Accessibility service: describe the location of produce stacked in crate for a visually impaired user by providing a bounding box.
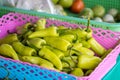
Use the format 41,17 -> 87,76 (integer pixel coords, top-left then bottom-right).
0,13 -> 120,80
0,18 -> 107,77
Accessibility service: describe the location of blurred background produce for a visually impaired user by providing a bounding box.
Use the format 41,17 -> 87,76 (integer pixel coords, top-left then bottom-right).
0,0 -> 67,16
70,0 -> 84,13
51,0 -> 120,23
0,0 -> 120,23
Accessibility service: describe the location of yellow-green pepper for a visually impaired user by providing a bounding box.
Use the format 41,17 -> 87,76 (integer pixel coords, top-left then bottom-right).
46,46 -> 64,59
28,26 -> 59,38
77,54 -> 101,69
27,38 -> 46,49
87,38 -> 107,56
12,41 -> 37,56
0,44 -> 19,60
39,46 -> 62,70
0,33 -> 18,45
35,19 -> 46,30
70,68 -> 84,77
21,56 -> 53,68
60,34 -> 75,43
44,36 -> 71,51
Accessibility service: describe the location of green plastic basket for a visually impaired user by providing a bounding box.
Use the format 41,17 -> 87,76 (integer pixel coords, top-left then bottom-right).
84,0 -> 120,11
67,0 -> 120,17
0,1 -> 120,32
65,0 -> 120,32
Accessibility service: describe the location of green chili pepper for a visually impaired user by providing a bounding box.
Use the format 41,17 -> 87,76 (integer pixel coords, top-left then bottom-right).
39,46 -> 62,70
0,44 -> 19,60
22,47 -> 37,56
70,68 -> 84,77
73,46 -> 94,56
60,34 -> 75,43
57,26 -> 68,29
35,19 -> 46,30
12,41 -> 37,56
78,29 -> 88,40
85,16 -> 93,39
86,28 -> 93,39
27,38 -> 46,49
85,69 -> 93,76
22,31 -> 33,39
16,23 -> 33,34
40,63 -> 53,69
69,42 -> 82,56
78,28 -> 92,40
18,30 -> 33,43
44,36 -> 71,51
59,28 -> 92,40
81,40 -> 91,48
87,38 -> 107,56
11,41 -> 24,54
60,28 -> 83,39
57,28 -> 69,35
21,56 -> 53,68
74,28 -> 91,40
46,46 -> 64,59
61,60 -> 73,71
62,67 -> 72,73
62,61 -> 70,68
101,49 -> 112,59
40,64 -> 57,71
0,33 -> 18,45
23,23 -> 32,29
73,42 -> 83,49
77,54 -> 101,69
28,26 -> 59,38
61,56 -> 78,68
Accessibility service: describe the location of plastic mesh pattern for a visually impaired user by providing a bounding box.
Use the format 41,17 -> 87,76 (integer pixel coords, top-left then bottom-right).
0,56 -> 76,80
0,13 -> 120,49
0,13 -> 120,80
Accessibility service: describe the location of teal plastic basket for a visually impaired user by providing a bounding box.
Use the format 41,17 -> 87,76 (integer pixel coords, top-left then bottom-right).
102,54 -> 120,80
0,5 -> 120,32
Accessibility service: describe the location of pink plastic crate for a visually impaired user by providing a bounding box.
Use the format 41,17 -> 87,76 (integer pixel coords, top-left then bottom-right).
0,13 -> 120,80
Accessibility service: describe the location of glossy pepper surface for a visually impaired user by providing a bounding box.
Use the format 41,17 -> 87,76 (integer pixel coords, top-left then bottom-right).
28,26 -> 59,38
77,54 -> 101,69
12,41 -> 37,56
88,38 -> 107,56
0,33 -> 18,45
46,46 -> 65,59
21,56 -> 54,68
35,19 -> 46,30
44,36 -> 71,51
39,46 -> 62,70
70,68 -> 84,77
27,38 -> 46,49
0,44 -> 19,60
60,34 -> 75,43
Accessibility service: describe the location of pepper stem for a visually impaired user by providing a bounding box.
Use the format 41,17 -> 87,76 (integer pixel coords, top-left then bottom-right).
62,60 -> 73,71
68,45 -> 78,64
86,16 -> 90,32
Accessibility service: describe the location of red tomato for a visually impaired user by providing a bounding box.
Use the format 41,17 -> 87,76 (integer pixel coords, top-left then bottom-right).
71,0 -> 85,13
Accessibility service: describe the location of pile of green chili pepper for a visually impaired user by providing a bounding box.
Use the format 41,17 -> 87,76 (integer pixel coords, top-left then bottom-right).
0,19 -> 110,77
